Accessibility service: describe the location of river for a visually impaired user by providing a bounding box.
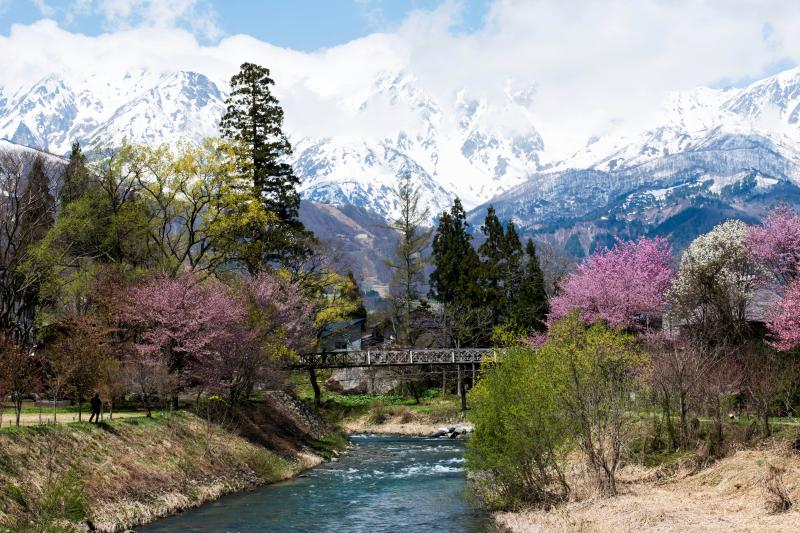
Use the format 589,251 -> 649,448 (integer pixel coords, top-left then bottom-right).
139,434 -> 491,533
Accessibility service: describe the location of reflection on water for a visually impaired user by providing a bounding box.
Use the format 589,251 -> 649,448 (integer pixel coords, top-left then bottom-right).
139,434 -> 490,533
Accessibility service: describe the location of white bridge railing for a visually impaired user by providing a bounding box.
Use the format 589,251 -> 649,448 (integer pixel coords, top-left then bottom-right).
293,348 -> 504,369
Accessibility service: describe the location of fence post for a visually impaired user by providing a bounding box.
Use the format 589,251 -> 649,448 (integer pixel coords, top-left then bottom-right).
409,350 -> 413,364
451,350 -> 455,363
367,350 -> 371,365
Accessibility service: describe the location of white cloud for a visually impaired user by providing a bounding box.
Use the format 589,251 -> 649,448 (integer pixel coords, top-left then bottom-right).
95,0 -> 222,40
1,1 -> 799,160
30,0 -> 56,17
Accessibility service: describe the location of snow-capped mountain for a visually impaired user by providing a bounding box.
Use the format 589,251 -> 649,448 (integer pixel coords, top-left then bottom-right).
478,67 -> 800,256
0,69 -> 544,222
4,63 -> 800,254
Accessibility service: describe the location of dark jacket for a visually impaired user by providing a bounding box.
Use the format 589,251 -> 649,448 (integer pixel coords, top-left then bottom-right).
90,396 -> 102,412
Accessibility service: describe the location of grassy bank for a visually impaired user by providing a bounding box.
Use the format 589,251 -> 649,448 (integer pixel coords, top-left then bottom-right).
0,412 -> 326,532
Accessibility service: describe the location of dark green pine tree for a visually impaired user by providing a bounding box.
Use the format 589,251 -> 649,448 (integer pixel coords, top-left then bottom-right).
429,198 -> 480,306
511,239 -> 549,332
501,220 -> 524,303
22,156 -> 55,243
477,206 -> 506,325
220,62 -> 314,268
60,142 -> 91,205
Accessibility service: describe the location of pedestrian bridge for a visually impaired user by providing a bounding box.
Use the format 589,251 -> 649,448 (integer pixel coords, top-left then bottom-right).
292,347 -> 505,369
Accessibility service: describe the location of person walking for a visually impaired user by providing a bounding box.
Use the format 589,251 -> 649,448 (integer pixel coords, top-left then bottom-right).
89,393 -> 102,423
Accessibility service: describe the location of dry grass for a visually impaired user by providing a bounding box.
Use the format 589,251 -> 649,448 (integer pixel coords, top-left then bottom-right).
496,439 -> 800,533
0,413 -> 320,532
341,405 -> 461,436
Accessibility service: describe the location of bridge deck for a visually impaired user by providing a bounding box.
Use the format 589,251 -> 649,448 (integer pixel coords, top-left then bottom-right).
293,348 -> 503,369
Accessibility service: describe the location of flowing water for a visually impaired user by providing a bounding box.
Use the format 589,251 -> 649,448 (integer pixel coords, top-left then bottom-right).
139,434 -> 491,533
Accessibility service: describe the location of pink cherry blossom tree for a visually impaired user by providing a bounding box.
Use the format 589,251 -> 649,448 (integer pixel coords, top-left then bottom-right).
118,273 -> 249,407
748,207 -> 800,351
247,273 -> 316,355
747,205 -> 800,285
549,237 -> 673,330
766,278 -> 800,351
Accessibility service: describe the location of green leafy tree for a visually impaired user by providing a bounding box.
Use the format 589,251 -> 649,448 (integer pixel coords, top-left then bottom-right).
344,271 -> 367,320
220,62 -> 313,270
385,174 -> 431,345
542,313 -> 646,495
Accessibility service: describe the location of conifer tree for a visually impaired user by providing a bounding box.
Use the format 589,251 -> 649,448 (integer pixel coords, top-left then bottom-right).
478,207 -> 507,325
21,156 -> 55,244
511,239 -> 549,332
429,198 -> 480,306
501,220 -> 524,301
60,142 -> 91,205
220,62 -> 313,269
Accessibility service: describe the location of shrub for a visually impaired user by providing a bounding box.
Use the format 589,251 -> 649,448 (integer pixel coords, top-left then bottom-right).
366,400 -> 388,425
467,346 -> 572,510
764,463 -> 793,513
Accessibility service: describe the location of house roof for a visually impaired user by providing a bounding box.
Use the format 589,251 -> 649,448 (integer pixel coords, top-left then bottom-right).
320,318 -> 366,339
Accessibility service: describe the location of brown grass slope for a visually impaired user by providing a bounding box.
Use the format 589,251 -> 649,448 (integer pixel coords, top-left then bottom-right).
0,397 -> 327,533
496,439 -> 800,533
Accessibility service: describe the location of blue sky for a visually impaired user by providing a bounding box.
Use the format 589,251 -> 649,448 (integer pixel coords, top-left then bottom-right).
0,0 -> 492,50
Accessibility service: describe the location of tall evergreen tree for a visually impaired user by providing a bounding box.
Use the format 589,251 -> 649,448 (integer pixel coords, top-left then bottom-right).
478,207 -> 506,325
21,157 -> 55,243
385,174 -> 431,345
511,239 -> 549,332
60,142 -> 91,205
220,62 -> 313,269
501,220 -> 524,300
429,198 -> 480,306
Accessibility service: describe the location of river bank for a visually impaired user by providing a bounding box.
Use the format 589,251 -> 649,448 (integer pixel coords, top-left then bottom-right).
494,439 -> 800,532
0,393 -> 340,533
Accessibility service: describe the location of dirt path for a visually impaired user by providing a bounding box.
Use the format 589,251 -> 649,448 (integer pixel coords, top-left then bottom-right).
0,410 -> 154,427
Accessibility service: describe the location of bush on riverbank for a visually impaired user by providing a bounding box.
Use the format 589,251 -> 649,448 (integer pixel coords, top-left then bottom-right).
468,315 -> 644,509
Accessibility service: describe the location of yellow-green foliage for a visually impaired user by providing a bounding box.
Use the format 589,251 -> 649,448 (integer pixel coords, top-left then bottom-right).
468,346 -> 573,510
0,413 -> 296,532
468,313 -> 647,509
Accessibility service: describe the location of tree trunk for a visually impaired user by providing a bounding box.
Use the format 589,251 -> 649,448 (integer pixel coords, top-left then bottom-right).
309,367 -> 321,408
77,397 -> 82,422
458,365 -> 467,412
762,410 -> 771,438
14,395 -> 21,427
442,368 -> 446,396
171,393 -> 179,411
679,390 -> 689,445
661,386 -> 678,450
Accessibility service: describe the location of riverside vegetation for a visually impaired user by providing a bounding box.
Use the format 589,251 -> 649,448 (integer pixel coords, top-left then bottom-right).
466,213 -> 800,531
